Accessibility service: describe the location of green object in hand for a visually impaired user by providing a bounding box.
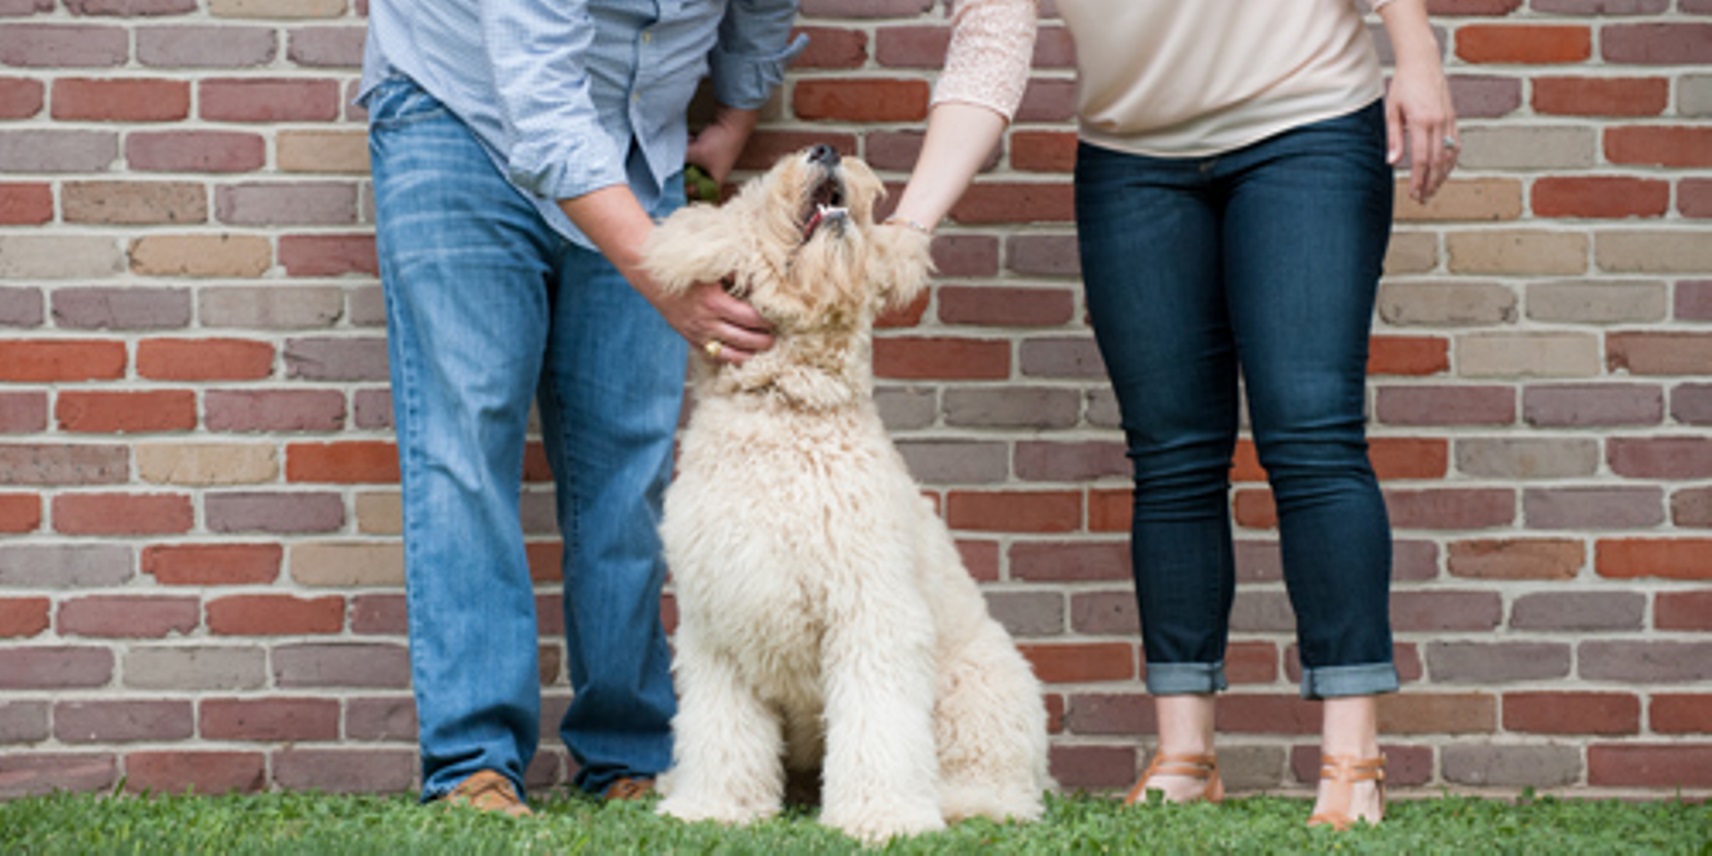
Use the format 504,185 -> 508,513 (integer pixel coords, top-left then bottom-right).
684,164 -> 720,203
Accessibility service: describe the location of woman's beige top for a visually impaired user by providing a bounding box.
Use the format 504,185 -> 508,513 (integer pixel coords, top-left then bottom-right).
935,0 -> 1394,157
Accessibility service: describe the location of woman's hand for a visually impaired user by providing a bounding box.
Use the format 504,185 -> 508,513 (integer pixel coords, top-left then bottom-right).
1378,0 -> 1459,203
1386,59 -> 1458,203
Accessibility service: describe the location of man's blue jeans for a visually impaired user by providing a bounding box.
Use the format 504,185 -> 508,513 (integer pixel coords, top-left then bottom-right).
367,75 -> 685,800
1074,100 -> 1400,701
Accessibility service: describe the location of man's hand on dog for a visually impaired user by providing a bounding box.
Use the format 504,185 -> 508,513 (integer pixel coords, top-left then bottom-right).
651,279 -> 774,365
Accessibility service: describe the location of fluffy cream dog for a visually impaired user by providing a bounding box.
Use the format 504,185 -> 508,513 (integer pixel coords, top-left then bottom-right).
643,146 -> 1051,844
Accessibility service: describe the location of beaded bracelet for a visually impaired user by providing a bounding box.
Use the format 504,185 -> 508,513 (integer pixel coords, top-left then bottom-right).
882,214 -> 934,236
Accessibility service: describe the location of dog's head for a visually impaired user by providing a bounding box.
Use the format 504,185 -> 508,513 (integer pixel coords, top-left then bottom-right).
643,146 -> 933,332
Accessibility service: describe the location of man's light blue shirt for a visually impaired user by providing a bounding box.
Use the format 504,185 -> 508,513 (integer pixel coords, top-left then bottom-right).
360,0 -> 804,249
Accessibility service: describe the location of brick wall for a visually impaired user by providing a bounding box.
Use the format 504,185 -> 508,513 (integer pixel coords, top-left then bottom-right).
1,0 -> 1709,799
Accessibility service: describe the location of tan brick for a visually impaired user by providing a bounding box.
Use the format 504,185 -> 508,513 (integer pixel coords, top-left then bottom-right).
199,286 -> 345,329
136,444 -> 278,486
1456,127 -> 1597,171
130,235 -> 271,278
1596,231 -> 1712,274
1457,332 -> 1601,378
209,0 -> 347,18
277,131 -> 369,174
1526,280 -> 1668,324
1395,178 -> 1523,222
1456,437 -> 1600,479
290,542 -> 404,587
1682,74 -> 1712,117
1383,231 -> 1439,275
353,491 -> 401,535
1379,280 -> 1517,327
63,181 -> 207,225
0,236 -> 125,279
1446,230 -> 1588,276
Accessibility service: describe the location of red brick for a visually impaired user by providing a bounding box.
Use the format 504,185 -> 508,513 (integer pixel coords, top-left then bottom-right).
1532,176 -> 1669,219
1682,179 -> 1712,219
0,182 -> 52,224
0,77 -> 44,119
1018,642 -> 1135,683
127,131 -> 267,173
1376,385 -> 1516,427
1588,744 -> 1712,788
55,700 -> 192,743
1088,488 -> 1129,533
278,234 -> 378,277
0,754 -> 117,798
873,25 -> 947,69
789,26 -> 866,69
0,340 -> 126,381
1385,488 -> 1516,530
0,494 -> 42,533
285,441 -> 400,483
0,24 -> 129,68
123,751 -> 266,795
136,338 -> 273,381
945,489 -> 1081,533
1216,695 -> 1319,735
1009,541 -> 1128,582
1655,591 -> 1712,630
203,389 -> 345,432
948,182 -> 1074,224
1048,744 -> 1136,791
0,597 -> 50,638
199,78 -> 340,122
734,131 -> 859,171
142,543 -> 283,585
52,78 -> 189,121
1503,692 -> 1640,735
53,493 -> 192,535
792,79 -> 928,122
874,288 -> 929,329
1651,695 -> 1712,735
273,748 -> 417,794
1369,336 -> 1450,375
1601,23 -> 1712,65
1455,25 -> 1591,64
201,697 -> 340,742
1010,130 -> 1077,173
1531,76 -> 1668,117
1609,437 -> 1712,479
1370,437 -> 1450,480
873,336 -> 1010,380
56,390 -> 197,433
56,596 -> 199,638
936,285 -> 1074,327
0,647 -> 114,690
206,594 -> 344,636
1606,127 -> 1712,168
1597,539 -> 1712,581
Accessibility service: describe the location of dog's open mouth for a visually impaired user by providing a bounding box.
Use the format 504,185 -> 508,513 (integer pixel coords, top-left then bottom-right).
801,172 -> 848,241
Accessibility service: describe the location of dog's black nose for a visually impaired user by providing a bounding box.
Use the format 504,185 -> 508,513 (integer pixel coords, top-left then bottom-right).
808,144 -> 840,168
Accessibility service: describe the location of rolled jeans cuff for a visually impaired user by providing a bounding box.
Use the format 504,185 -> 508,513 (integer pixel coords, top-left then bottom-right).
1301,662 -> 1399,700
1145,661 -> 1229,696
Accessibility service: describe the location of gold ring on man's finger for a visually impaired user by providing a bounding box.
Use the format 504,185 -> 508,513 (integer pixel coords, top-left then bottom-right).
704,339 -> 724,360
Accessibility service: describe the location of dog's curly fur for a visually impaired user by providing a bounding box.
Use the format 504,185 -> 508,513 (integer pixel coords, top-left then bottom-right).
643,149 -> 1052,844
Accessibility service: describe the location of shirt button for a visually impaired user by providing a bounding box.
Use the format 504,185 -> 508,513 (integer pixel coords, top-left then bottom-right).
641,30 -> 652,44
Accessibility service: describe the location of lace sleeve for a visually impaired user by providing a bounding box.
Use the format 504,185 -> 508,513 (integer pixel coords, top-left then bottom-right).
929,0 -> 1038,121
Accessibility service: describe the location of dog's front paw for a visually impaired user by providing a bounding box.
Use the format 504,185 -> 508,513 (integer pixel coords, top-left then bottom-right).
657,795 -> 779,827
821,804 -> 945,845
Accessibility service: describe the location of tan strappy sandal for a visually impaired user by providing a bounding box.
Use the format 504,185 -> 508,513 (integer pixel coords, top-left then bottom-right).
1123,751 -> 1224,805
1307,753 -> 1385,830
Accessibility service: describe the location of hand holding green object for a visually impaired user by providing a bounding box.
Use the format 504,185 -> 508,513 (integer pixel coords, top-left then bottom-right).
684,164 -> 721,203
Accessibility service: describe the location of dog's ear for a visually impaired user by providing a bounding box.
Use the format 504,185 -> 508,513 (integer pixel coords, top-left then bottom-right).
641,204 -> 739,295
869,223 -> 935,311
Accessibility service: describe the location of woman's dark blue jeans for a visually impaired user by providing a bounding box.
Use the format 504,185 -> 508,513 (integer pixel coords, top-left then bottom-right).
1074,100 -> 1399,701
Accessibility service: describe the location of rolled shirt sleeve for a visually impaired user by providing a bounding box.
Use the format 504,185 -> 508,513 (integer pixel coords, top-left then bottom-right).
481,0 -> 628,203
710,0 -> 809,110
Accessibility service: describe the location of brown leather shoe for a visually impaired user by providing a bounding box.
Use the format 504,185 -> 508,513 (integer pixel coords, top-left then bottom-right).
442,769 -> 532,818
603,776 -> 656,801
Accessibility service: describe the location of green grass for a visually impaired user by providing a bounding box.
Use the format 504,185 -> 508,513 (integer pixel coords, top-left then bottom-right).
1,789 -> 1706,855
